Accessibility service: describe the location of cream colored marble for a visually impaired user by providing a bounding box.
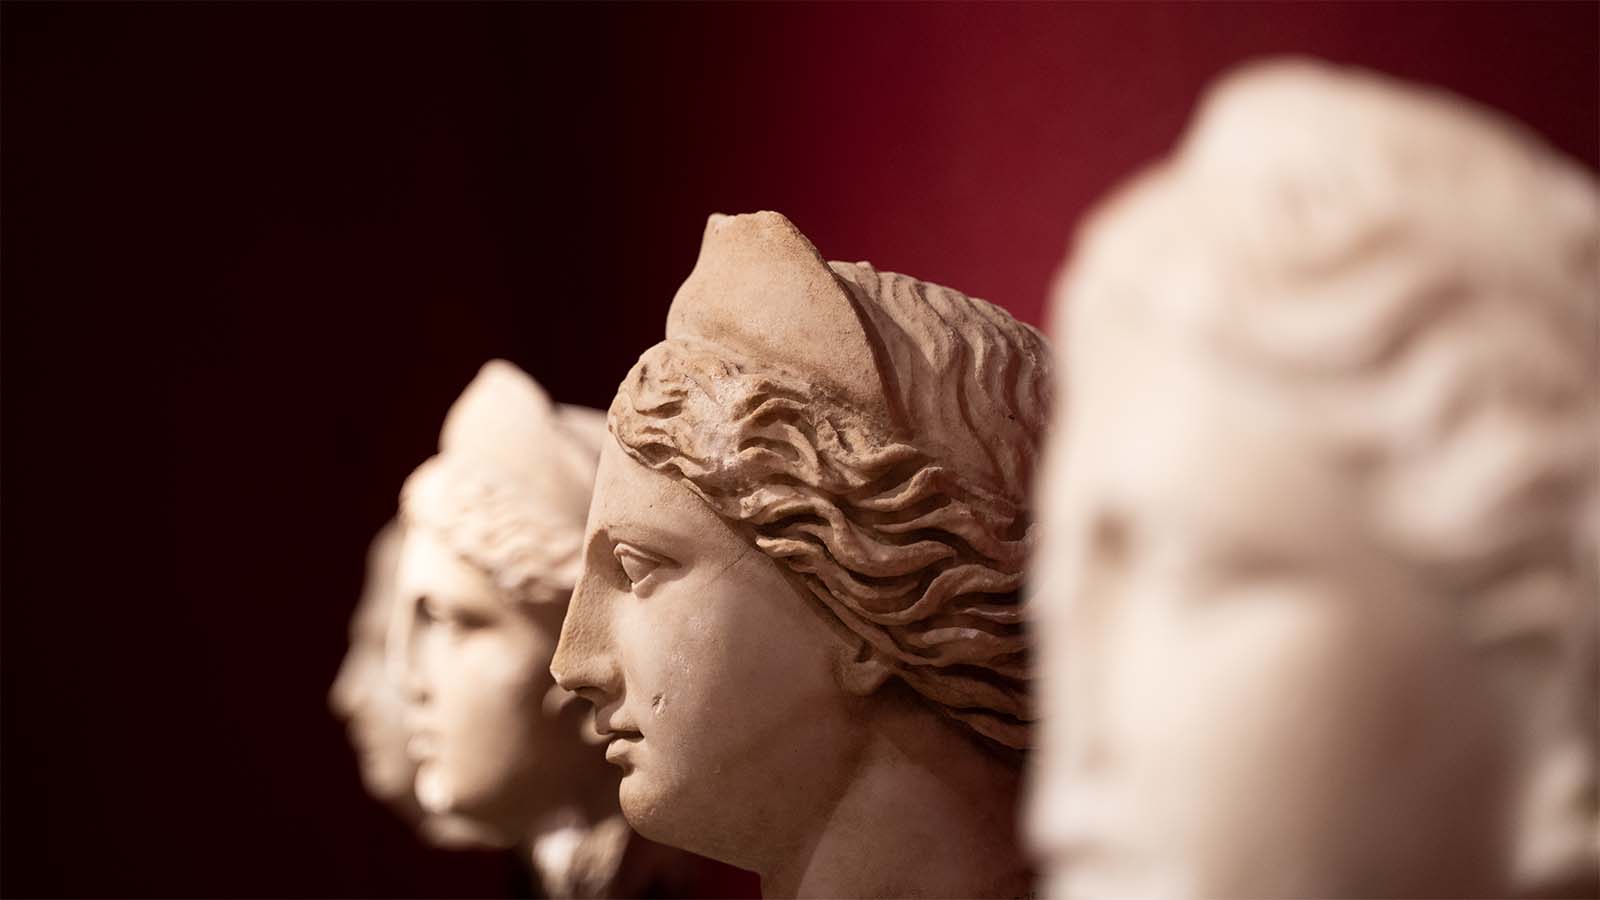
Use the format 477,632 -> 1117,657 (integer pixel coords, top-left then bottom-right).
331,520 -> 417,813
391,360 -> 636,898
552,211 -> 1052,898
330,520 -> 487,847
1029,59 -> 1599,899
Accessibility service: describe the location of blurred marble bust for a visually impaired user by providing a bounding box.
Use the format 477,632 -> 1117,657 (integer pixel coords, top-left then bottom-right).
391,360 -> 641,898
330,521 -> 486,847
330,519 -> 417,813
551,211 -> 1052,898
1029,59 -> 1598,899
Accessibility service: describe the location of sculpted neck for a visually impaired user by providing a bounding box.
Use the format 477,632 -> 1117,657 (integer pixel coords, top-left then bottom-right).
523,809 -> 631,900
760,699 -> 1031,899
522,745 -> 629,898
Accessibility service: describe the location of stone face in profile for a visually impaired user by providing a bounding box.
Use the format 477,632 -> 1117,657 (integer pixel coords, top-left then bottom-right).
1028,59 -> 1599,899
330,520 -> 491,850
330,519 -> 416,813
391,360 -> 636,898
552,211 -> 1052,898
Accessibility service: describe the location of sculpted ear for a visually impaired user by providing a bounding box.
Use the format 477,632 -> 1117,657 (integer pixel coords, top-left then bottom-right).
834,636 -> 894,697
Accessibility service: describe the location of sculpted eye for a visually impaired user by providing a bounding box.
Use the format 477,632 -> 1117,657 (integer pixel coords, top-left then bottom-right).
613,542 -> 665,589
415,594 -> 440,624
447,608 -> 493,631
417,593 -> 490,631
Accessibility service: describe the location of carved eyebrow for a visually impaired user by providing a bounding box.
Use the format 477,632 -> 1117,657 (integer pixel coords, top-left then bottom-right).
600,521 -> 686,561
418,587 -> 494,615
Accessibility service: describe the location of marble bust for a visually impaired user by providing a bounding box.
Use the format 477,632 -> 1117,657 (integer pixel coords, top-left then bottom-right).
390,360 -> 640,898
330,520 -> 486,846
1028,59 -> 1599,898
330,520 -> 420,816
551,211 -> 1052,898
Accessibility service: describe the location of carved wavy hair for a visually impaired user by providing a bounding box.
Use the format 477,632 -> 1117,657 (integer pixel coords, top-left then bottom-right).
1065,61 -> 1599,582
610,282 -> 1048,752
1062,60 -> 1599,885
400,455 -> 583,607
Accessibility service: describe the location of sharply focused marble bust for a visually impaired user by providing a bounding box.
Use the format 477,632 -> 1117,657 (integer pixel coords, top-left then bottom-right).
551,211 -> 1052,898
1028,59 -> 1599,899
391,361 -> 645,898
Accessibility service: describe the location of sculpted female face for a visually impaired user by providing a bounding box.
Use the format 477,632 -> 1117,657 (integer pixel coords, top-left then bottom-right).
1031,321 -> 1521,898
551,440 -> 863,867
391,526 -> 564,841
1031,60 -> 1599,899
329,528 -> 416,805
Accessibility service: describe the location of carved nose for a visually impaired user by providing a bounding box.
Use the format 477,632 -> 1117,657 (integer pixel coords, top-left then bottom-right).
328,652 -> 361,718
385,594 -> 428,703
549,626 -> 617,703
550,571 -> 621,706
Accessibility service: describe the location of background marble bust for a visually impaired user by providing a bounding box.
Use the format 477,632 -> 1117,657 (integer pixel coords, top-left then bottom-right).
330,519 -> 418,814
1028,59 -> 1599,899
329,519 -> 489,848
552,211 -> 1052,898
391,360 -> 636,898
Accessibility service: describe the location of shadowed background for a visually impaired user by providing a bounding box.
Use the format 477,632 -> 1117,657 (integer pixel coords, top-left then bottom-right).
4,3 -> 1596,897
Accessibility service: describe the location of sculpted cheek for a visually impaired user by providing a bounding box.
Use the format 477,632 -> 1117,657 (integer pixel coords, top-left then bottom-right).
469,634 -> 542,698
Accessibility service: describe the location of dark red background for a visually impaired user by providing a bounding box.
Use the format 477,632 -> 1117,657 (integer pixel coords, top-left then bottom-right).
4,3 -> 1595,897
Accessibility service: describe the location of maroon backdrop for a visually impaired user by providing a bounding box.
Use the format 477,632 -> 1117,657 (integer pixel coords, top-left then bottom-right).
4,3 -> 1595,897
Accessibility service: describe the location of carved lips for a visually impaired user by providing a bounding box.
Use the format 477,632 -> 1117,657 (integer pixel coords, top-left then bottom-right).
603,734 -> 642,767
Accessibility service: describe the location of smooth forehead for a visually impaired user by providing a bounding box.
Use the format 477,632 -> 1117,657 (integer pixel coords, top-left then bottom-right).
396,525 -> 500,602
1059,315 -> 1362,560
588,439 -> 752,559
